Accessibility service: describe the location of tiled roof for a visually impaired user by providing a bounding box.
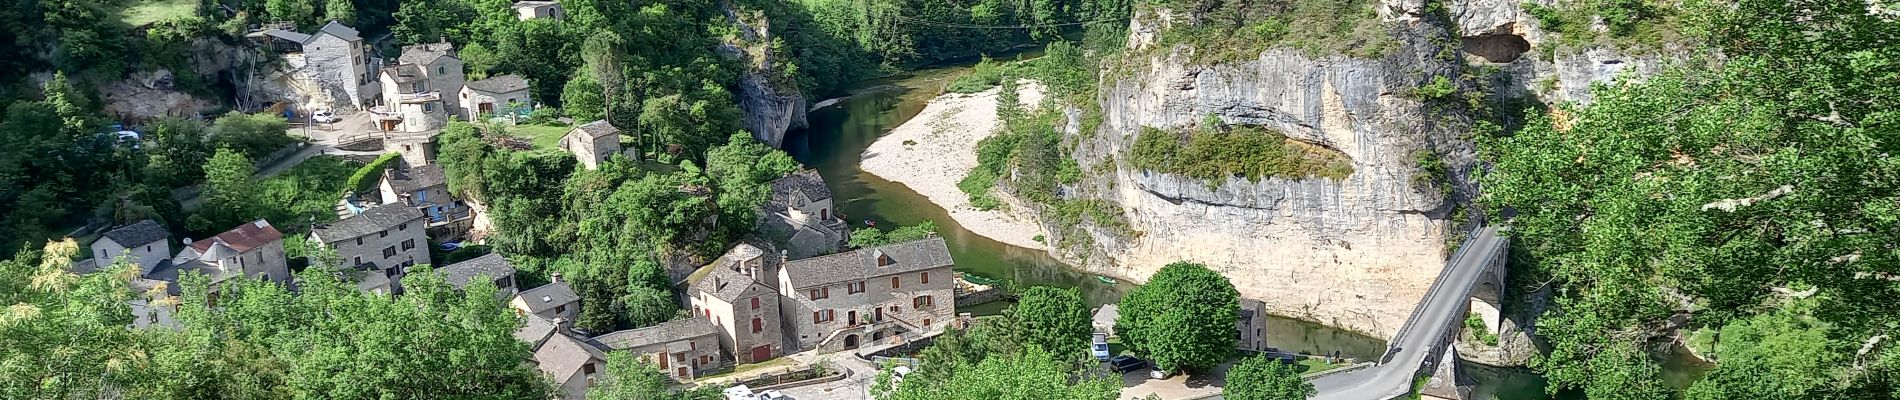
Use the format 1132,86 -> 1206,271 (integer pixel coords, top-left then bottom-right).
589,318 -> 718,350
399,41 -> 457,66
533,332 -> 607,382
466,74 -> 530,94
190,220 -> 283,255
384,164 -> 447,194
782,237 -> 952,288
99,219 -> 169,248
570,120 -> 619,139
312,205 -> 425,243
438,253 -> 515,290
514,282 -> 579,314
314,21 -> 361,42
766,170 -> 832,213
515,314 -> 560,349
382,64 -> 427,84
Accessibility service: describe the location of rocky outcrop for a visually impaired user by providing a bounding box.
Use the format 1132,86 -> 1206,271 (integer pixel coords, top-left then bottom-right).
1450,0 -> 1674,105
721,5 -> 808,148
1049,5 -> 1480,340
100,38 -> 267,120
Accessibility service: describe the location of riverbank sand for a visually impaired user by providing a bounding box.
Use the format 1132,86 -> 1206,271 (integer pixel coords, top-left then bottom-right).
860,81 -> 1048,249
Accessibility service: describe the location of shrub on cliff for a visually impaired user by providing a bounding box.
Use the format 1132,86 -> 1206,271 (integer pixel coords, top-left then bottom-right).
1115,261 -> 1238,372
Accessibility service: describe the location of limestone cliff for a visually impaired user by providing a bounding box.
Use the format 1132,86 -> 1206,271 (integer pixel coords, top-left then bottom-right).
721,5 -> 808,148
1043,0 -> 1675,341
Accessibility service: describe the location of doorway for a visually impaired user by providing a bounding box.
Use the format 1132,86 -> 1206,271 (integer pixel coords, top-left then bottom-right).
751,345 -> 772,363
844,334 -> 860,349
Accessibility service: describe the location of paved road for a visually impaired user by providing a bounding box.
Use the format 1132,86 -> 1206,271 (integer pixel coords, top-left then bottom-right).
1295,226 -> 1506,400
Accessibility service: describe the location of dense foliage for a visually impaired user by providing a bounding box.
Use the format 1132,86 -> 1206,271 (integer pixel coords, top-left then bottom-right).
1481,0 -> 1900,398
1129,117 -> 1354,186
1115,261 -> 1237,372
1223,355 -> 1315,400
847,221 -> 939,248
0,240 -> 553,398
589,352 -> 722,400
1010,286 -> 1093,357
871,318 -> 1120,400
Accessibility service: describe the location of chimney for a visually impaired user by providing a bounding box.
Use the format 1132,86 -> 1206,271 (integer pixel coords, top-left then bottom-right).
550,272 -> 563,283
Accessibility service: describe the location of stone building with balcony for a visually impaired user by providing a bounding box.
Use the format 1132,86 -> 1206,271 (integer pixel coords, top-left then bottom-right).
375,65 -> 448,133
775,237 -> 955,353
377,163 -> 474,240
685,241 -> 786,364
245,21 -> 381,111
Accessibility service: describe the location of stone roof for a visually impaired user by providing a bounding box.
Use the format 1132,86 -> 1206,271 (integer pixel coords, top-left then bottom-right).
691,264 -> 774,302
515,282 -> 579,314
512,0 -> 560,8
257,29 -> 311,43
399,41 -> 457,66
438,253 -> 515,290
99,219 -> 170,248
382,64 -> 427,84
533,332 -> 607,383
589,318 -> 718,350
515,314 -> 560,349
569,120 -> 619,140
782,237 -> 952,288
190,220 -> 283,257
312,205 -> 425,243
384,164 -> 447,194
466,74 -> 530,94
769,170 -> 832,206
314,21 -> 361,42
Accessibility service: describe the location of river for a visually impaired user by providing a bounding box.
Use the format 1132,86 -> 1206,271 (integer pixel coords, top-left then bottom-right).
778,60 -> 1694,399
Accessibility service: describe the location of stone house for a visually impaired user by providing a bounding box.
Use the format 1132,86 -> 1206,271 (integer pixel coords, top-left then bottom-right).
758,170 -> 849,259
398,42 -> 466,117
437,253 -> 519,299
375,64 -> 449,133
246,21 -> 380,111
511,0 -> 565,20
89,219 -> 172,273
589,318 -> 722,382
557,120 -> 621,170
1237,298 -> 1267,351
460,74 -> 532,121
512,278 -> 581,324
776,237 -> 955,353
685,242 -> 785,364
378,163 -> 474,240
166,219 -> 292,286
312,205 -> 429,294
533,331 -> 608,400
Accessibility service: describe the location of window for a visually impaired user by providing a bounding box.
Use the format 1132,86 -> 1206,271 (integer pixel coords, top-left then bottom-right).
750,318 -> 762,333
922,272 -> 929,284
689,341 -> 696,350
555,305 -> 567,314
423,103 -> 434,112
498,276 -> 513,289
808,287 -> 829,300
401,239 -> 415,251
382,246 -> 396,258
583,363 -> 595,375
145,245 -> 151,251
379,231 -> 387,238
750,297 -> 760,309
848,281 -> 865,294
891,276 -> 900,288
812,310 -> 834,323
398,222 -> 407,231
700,355 -> 710,364
355,237 -> 363,246
914,296 -> 934,308
923,318 -> 932,327
437,66 -> 444,74
352,256 -> 362,265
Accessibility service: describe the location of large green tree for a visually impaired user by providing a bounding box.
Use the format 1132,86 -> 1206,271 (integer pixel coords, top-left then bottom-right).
1480,0 -> 1900,398
1223,355 -> 1315,400
872,345 -> 1119,400
589,351 -> 721,400
1010,286 -> 1093,357
194,148 -> 259,232
1115,261 -> 1238,372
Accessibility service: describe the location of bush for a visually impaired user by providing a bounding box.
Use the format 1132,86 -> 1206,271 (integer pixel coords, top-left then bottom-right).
345,153 -> 403,194
1414,75 -> 1457,99
1127,118 -> 1354,187
209,111 -> 296,160
525,107 -> 563,125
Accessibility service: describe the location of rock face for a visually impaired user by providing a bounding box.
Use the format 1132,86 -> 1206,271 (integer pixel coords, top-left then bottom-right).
1056,6 -> 1479,339
721,5 -> 808,148
1449,0 -> 1672,105
99,38 -> 267,120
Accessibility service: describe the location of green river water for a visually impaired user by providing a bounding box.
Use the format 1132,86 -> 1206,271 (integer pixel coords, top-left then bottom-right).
778,61 -> 1704,399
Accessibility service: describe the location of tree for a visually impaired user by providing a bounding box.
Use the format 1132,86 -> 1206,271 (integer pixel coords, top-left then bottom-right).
1010,286 -> 1092,357
1115,261 -> 1237,372
266,0 -> 316,28
208,112 -> 294,160
873,345 -> 1119,400
194,148 -> 259,232
0,240 -> 146,399
1224,356 -> 1315,400
324,0 -> 356,27
562,71 -> 606,122
849,221 -> 939,248
590,351 -> 721,400
143,117 -> 212,187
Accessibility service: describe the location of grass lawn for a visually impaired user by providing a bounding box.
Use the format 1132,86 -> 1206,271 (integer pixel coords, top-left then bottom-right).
1296,357 -> 1339,374
120,0 -> 198,26
511,124 -> 571,149
697,357 -> 796,382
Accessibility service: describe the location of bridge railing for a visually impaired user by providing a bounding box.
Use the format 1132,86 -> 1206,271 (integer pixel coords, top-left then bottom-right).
1379,224 -> 1486,365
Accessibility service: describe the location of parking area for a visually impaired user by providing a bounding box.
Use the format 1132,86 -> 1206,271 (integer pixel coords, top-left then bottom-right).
1116,360 -> 1235,400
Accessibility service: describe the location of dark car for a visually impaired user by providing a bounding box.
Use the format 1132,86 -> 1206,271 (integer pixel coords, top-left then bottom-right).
1109,355 -> 1148,373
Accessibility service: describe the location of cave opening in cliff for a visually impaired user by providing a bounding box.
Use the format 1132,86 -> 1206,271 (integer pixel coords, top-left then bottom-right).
1460,33 -> 1532,63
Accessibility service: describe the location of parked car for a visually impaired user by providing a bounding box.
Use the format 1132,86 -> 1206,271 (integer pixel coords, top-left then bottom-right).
1091,333 -> 1111,361
311,109 -> 338,123
1109,355 -> 1147,373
